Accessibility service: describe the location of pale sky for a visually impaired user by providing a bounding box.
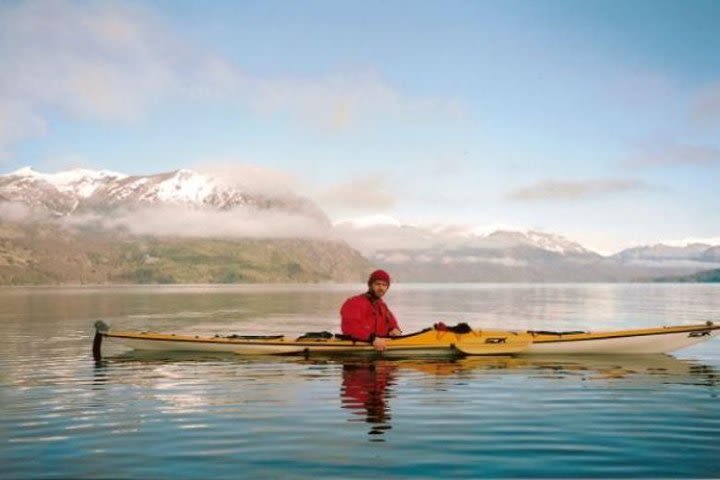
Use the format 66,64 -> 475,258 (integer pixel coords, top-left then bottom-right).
1,0 -> 719,254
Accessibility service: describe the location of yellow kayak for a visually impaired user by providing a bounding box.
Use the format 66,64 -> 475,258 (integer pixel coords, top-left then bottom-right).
93,321 -> 718,358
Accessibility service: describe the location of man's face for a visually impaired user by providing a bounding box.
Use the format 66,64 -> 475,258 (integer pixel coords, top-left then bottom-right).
370,280 -> 389,298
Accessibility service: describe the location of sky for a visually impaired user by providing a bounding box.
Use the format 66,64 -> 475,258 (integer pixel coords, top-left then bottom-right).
1,0 -> 719,254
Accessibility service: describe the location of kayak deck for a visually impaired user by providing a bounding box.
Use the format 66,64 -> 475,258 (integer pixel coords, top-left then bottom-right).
94,321 -> 718,358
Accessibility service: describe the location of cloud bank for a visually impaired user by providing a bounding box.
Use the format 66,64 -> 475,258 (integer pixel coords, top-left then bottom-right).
60,205 -> 333,240
0,201 -> 32,222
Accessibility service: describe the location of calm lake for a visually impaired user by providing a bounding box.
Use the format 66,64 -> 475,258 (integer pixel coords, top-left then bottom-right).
2,284 -> 719,478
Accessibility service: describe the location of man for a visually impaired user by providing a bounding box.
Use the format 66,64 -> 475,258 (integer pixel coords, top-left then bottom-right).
341,269 -> 402,351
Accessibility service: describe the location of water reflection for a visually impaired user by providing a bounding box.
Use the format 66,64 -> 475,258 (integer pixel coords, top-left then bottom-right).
92,360 -> 108,386
340,360 -> 397,439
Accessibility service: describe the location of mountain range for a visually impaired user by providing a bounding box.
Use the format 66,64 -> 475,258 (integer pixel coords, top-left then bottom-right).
1,167 -> 719,284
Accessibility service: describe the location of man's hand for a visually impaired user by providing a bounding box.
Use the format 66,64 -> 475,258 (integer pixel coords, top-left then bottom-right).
388,329 -> 402,337
372,337 -> 388,351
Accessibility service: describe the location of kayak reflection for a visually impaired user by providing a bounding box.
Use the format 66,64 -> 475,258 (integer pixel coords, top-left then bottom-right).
100,350 -> 719,386
340,360 -> 397,439
390,354 -> 719,386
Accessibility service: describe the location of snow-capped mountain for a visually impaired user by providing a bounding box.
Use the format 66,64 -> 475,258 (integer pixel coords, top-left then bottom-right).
367,229 -> 603,277
0,167 -> 327,221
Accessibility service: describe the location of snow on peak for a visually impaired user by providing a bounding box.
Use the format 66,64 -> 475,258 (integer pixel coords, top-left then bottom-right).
2,166 -> 233,204
467,224 -> 528,237
426,225 -> 587,254
4,166 -> 128,198
7,166 -> 124,178
459,227 -> 588,254
152,169 -> 217,203
526,231 -> 588,254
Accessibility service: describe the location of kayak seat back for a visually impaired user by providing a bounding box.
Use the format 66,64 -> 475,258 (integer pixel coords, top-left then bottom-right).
434,322 -> 472,333
334,334 -> 356,341
296,331 -> 334,340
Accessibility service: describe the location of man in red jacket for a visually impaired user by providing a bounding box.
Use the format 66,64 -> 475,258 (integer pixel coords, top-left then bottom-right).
341,269 -> 402,351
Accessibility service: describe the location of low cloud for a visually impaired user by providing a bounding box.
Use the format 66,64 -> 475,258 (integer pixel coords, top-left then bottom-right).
333,222 -> 439,254
373,250 -> 529,267
62,205 -> 333,240
0,201 -> 32,222
625,142 -> 720,167
660,236 -> 720,247
507,179 -> 650,201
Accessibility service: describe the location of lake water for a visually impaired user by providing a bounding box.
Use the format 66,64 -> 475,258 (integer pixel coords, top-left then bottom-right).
1,284 -> 719,478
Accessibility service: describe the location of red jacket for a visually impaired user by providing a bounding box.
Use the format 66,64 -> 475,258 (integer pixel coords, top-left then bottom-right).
340,293 -> 399,341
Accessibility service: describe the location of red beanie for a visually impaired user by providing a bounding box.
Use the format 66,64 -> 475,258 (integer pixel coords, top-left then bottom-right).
368,269 -> 391,285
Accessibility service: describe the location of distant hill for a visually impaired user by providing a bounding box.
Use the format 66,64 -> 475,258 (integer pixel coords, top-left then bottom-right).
0,222 -> 371,285
652,268 -> 720,283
